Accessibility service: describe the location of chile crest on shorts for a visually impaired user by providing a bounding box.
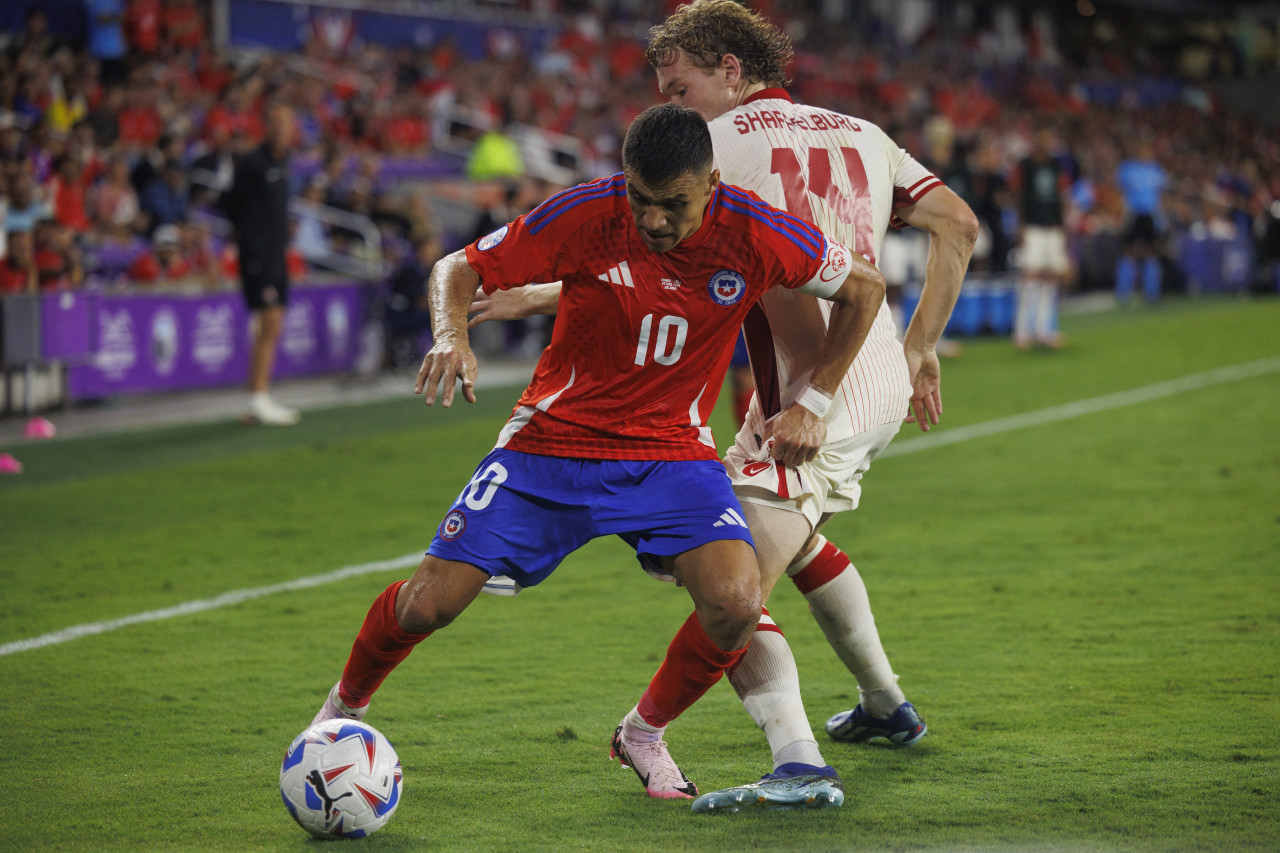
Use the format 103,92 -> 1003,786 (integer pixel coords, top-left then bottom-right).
707,270 -> 747,306
439,510 -> 466,540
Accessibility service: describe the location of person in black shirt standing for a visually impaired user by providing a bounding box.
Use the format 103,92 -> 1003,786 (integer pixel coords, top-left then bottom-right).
1013,128 -> 1069,350
224,102 -> 299,425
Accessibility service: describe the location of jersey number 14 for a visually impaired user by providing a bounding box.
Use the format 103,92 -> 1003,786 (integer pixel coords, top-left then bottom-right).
771,146 -> 876,265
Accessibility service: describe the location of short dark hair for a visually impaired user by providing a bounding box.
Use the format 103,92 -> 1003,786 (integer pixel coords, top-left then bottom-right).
621,104 -> 712,186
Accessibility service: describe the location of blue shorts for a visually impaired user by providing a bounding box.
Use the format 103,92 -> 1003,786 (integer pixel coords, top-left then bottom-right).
426,449 -> 755,588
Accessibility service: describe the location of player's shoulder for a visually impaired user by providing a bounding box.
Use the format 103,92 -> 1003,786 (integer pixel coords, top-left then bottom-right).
716,182 -> 825,261
521,173 -> 627,236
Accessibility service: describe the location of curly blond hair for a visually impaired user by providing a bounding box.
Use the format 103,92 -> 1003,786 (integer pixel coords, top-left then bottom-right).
645,0 -> 793,88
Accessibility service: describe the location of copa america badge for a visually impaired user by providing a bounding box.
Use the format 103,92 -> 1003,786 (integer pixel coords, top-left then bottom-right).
477,225 -> 509,251
707,270 -> 747,306
440,510 -> 466,540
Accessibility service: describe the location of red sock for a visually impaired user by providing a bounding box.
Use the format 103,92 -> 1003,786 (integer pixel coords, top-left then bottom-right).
338,580 -> 432,708
636,612 -> 748,728
790,541 -> 850,595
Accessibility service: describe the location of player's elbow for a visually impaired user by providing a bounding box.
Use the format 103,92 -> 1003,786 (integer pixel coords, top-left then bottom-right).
847,264 -> 886,310
949,206 -> 981,252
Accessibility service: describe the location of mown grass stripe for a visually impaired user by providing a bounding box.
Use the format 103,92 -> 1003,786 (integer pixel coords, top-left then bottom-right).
3,355 -> 1277,659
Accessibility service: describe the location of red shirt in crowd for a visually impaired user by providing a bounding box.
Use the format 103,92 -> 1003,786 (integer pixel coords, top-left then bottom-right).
118,105 -> 163,148
47,175 -> 92,232
128,251 -> 192,283
0,261 -> 34,294
127,0 -> 162,55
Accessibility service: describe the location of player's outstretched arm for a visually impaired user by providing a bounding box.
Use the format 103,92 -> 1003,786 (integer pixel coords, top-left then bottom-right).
467,282 -> 562,328
896,186 -> 979,431
417,250 -> 481,407
770,248 -> 886,467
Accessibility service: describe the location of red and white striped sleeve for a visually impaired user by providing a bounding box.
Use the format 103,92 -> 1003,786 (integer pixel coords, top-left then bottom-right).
889,148 -> 944,228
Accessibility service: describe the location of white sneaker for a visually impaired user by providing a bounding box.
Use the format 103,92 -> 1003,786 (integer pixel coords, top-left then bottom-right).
610,722 -> 698,799
310,682 -> 368,728
244,394 -> 300,426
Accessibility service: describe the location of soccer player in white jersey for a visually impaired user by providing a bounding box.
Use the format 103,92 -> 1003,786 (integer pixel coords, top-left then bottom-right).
470,0 -> 978,812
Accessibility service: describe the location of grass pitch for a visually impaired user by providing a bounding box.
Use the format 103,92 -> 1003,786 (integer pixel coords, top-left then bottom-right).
2,297 -> 1278,852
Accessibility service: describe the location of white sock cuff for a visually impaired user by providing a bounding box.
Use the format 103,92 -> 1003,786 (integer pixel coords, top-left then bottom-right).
624,705 -> 664,737
786,534 -> 829,577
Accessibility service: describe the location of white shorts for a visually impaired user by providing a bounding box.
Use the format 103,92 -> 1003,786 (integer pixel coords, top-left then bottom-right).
724,420 -> 903,530
1020,225 -> 1069,275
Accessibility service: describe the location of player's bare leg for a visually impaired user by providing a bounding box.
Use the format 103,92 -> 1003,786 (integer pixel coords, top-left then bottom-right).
312,556 -> 488,727
613,540 -> 759,800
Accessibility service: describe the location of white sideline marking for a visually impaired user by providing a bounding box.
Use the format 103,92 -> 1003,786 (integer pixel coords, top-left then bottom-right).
882,355 -> 1280,458
3,356 -> 1278,659
0,552 -> 425,657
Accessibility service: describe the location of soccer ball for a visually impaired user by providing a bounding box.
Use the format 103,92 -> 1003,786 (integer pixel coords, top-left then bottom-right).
279,719 -> 403,839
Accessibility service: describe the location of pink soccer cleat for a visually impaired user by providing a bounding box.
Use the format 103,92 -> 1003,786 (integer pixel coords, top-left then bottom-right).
610,722 -> 698,800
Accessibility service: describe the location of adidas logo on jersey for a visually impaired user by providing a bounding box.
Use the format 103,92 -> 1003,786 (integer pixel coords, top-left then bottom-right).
713,507 -> 748,528
598,261 -> 635,288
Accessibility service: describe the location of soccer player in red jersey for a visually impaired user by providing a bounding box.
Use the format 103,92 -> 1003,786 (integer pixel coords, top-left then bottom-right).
310,104 -> 886,808
470,1 -> 979,812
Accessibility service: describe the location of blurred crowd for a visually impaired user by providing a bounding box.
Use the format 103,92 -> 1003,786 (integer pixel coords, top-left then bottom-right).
0,0 -> 1278,300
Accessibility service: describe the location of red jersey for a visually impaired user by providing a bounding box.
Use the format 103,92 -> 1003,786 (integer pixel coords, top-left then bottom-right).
464,173 -> 854,462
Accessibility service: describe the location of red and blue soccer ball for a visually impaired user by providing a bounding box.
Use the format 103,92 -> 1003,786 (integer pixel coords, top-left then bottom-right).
279,719 -> 403,839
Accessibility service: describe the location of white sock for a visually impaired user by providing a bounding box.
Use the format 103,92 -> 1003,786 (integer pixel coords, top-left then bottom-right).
728,622 -> 825,770
1035,282 -> 1058,340
1014,279 -> 1040,341
788,536 -> 906,718
622,705 -> 663,743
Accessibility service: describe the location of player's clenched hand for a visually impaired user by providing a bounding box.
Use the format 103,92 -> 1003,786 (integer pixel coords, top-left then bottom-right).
904,345 -> 942,432
769,404 -> 826,467
415,342 -> 478,407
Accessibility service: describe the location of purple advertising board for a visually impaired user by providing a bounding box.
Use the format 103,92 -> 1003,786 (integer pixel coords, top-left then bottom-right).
65,283 -> 369,399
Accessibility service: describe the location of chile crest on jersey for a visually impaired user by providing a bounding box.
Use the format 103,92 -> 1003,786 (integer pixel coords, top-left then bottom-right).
707,270 -> 747,306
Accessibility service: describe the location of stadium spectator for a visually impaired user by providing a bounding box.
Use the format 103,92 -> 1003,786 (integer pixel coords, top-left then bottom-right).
32,220 -> 83,289
310,105 -> 885,817
46,152 -> 92,233
290,176 -> 330,264
92,154 -> 140,240
84,0 -> 129,85
125,222 -> 188,283
138,157 -> 187,232
116,78 -> 164,151
125,0 -> 162,57
4,172 -> 52,234
223,101 -> 298,426
382,230 -> 440,368
0,229 -> 38,293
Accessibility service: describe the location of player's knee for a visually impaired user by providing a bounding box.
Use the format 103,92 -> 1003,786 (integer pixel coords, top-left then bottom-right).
699,583 -> 761,651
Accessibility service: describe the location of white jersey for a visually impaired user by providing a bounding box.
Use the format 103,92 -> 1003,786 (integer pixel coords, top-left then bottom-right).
709,89 -> 942,442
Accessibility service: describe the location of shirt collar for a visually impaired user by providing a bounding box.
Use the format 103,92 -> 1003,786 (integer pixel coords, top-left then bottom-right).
742,88 -> 792,106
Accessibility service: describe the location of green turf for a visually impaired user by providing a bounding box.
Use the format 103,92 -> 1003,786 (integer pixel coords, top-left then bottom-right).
3,296 -> 1278,851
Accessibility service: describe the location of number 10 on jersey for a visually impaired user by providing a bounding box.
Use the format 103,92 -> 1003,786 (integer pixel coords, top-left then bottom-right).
634,314 -> 688,367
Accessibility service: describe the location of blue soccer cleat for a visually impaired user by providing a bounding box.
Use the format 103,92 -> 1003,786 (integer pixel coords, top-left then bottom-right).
690,763 -> 844,814
825,702 -> 927,746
